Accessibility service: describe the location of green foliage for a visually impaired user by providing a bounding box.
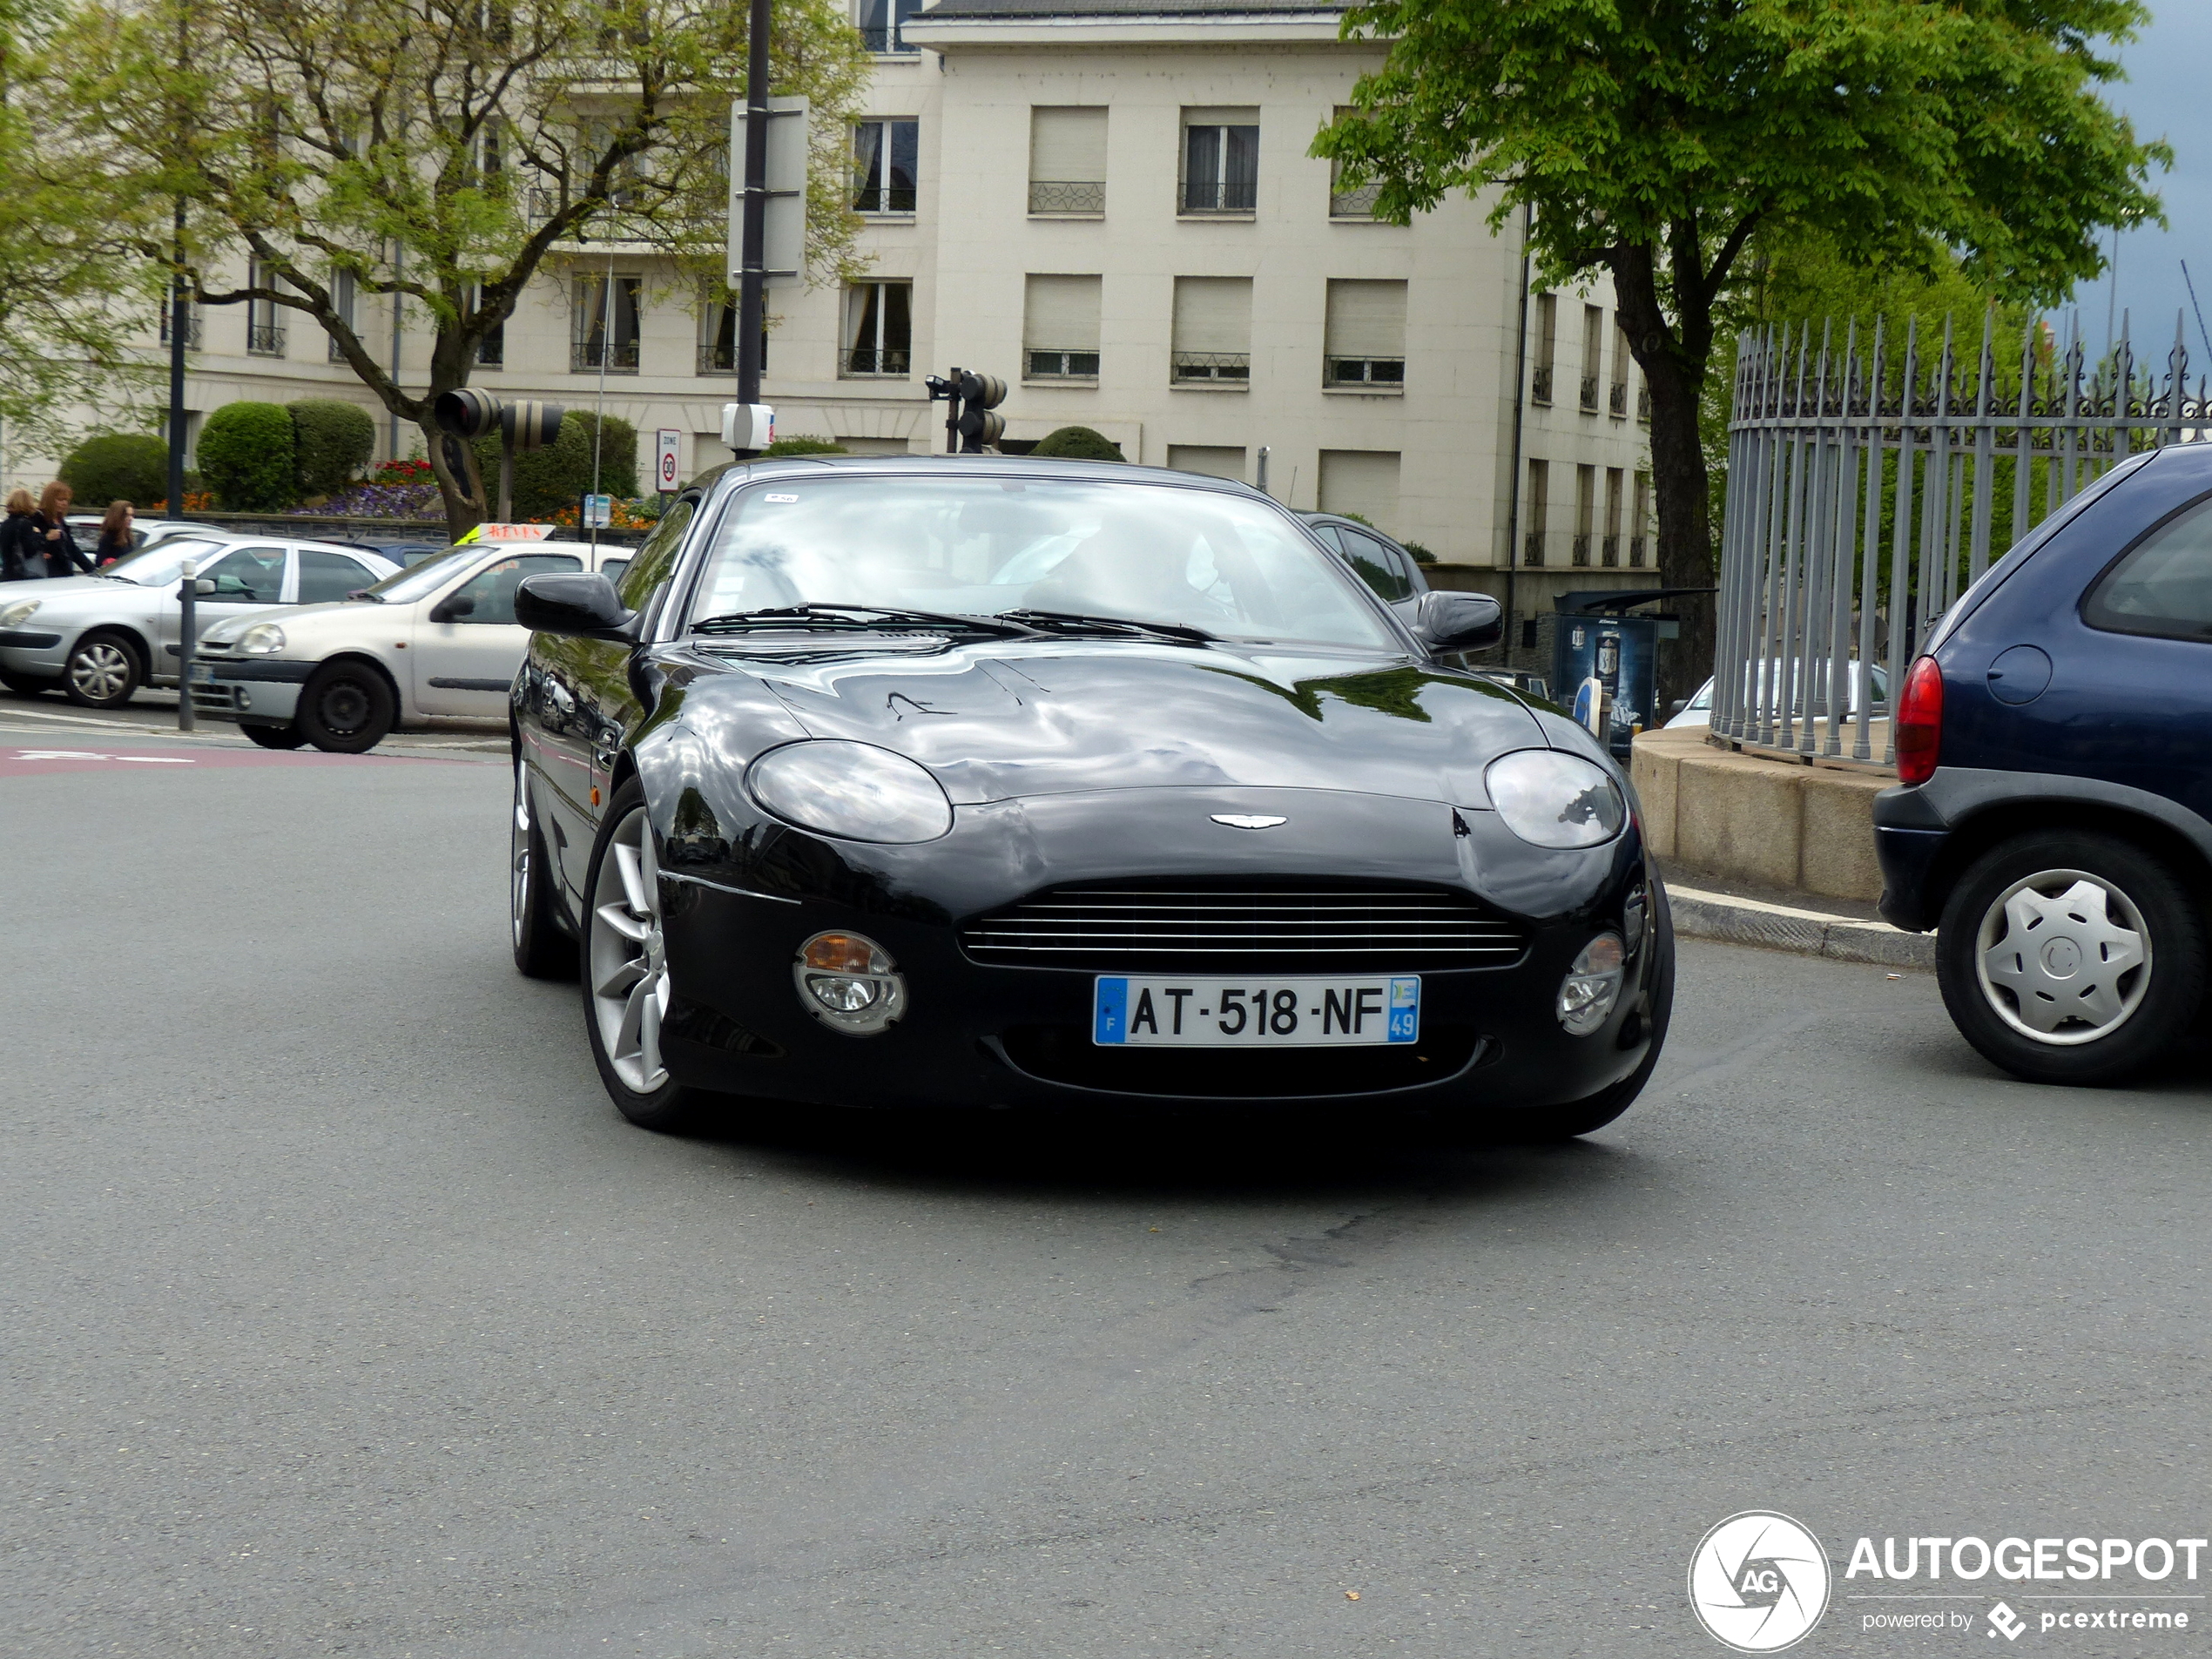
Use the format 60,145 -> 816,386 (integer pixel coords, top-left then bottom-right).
1029,426 -> 1123,462
288,399 -> 377,496
475,411 -> 639,520
761,435 -> 848,456
1400,542 -> 1437,565
197,401 -> 298,510
59,432 -> 168,507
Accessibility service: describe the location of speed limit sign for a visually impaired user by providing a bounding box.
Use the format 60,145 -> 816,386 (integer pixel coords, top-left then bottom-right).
655,428 -> 681,493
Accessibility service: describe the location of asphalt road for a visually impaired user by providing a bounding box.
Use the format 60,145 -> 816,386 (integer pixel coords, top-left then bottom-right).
3,728 -> 2206,1659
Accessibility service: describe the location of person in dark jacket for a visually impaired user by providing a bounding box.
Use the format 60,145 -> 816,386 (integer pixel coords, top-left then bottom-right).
0,488 -> 37,581
94,500 -> 136,566
30,482 -> 93,578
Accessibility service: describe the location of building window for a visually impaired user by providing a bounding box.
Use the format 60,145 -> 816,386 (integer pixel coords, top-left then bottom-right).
1170,276 -> 1251,384
1524,458 -> 1548,566
471,282 -> 505,368
1630,471 -> 1649,567
1610,317 -> 1631,417
572,273 -> 641,373
246,259 -> 287,356
1602,467 -> 1623,566
159,300 -> 202,349
853,119 -> 918,214
1167,445 -> 1245,482
1180,109 -> 1258,216
1531,292 -> 1555,406
698,287 -> 763,375
843,280 -> 911,376
1327,108 -> 1379,219
1029,106 -> 1106,216
1323,279 -> 1406,389
1318,450 -> 1401,533
1024,273 -> 1101,381
328,270 -> 356,362
1580,304 -> 1603,411
1574,463 -> 1595,564
857,0 -> 920,54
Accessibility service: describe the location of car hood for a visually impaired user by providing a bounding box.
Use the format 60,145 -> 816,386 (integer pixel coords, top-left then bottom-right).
2,577 -> 149,611
715,637 -> 1548,806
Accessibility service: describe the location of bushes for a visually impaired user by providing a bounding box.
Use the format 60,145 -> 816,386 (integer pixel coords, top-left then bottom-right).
198,401 -> 298,510
475,410 -> 638,520
289,400 -> 377,496
58,434 -> 169,508
1029,425 -> 1123,461
761,435 -> 847,456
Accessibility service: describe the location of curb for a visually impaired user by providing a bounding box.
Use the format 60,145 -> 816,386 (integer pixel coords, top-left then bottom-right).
1668,884 -> 1937,970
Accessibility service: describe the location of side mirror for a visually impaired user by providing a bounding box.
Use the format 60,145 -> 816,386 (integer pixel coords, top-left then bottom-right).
1409,590 -> 1502,655
428,593 -> 476,624
515,571 -> 637,641
193,577 -> 216,595
1669,698 -> 1688,718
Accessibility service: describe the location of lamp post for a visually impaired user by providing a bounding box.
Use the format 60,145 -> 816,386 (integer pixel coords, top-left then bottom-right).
732,0 -> 771,450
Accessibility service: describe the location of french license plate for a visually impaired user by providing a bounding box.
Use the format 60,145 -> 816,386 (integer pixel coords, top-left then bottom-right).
188,663 -> 215,684
1093,975 -> 1420,1048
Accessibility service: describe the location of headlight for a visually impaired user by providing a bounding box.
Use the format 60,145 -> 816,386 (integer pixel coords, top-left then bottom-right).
1484,749 -> 1626,849
235,622 -> 287,656
746,740 -> 954,843
1557,933 -> 1626,1035
0,598 -> 41,630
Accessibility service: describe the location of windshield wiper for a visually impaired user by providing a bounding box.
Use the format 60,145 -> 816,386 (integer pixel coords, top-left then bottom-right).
691,604 -> 1038,638
995,608 -> 1216,644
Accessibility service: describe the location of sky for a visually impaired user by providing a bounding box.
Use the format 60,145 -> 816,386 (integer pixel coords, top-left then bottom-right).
2078,2 -> 2212,365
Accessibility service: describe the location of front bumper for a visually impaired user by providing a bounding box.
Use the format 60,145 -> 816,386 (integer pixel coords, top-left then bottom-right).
187,658 -> 311,726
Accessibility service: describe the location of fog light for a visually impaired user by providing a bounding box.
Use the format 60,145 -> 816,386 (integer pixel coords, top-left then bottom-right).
1557,933 -> 1626,1036
792,930 -> 906,1034
1622,881 -> 1648,956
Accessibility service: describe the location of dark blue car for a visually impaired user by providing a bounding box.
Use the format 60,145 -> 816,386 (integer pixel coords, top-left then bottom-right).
1875,442 -> 2212,1086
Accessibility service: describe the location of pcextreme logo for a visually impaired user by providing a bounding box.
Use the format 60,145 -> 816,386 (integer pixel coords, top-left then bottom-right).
1689,1511 -> 1833,1652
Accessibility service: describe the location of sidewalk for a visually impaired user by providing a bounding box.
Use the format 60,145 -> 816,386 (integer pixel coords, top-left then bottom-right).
1662,859 -> 1933,969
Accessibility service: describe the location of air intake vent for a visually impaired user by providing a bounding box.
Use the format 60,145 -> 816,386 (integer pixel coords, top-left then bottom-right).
960,880 -> 1526,973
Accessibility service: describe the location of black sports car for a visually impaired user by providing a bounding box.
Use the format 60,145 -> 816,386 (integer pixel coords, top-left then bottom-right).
509,456 -> 1671,1138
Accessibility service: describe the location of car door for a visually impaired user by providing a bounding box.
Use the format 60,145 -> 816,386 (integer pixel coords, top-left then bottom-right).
413,550 -> 583,716
155,543 -> 289,680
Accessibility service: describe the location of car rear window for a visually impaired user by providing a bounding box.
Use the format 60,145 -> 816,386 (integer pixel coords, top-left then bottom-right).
2083,493 -> 2212,643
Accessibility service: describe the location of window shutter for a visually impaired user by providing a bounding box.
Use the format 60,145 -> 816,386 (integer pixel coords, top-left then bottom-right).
1024,275 -> 1101,350
1318,449 -> 1402,529
1325,280 -> 1406,359
1029,107 -> 1107,182
1171,277 -> 1251,355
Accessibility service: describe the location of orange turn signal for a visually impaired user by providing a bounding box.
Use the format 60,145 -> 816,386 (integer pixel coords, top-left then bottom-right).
802,933 -> 879,974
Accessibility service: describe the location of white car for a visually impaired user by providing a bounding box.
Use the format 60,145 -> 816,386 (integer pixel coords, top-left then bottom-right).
1663,659 -> 1889,729
0,534 -> 400,708
188,540 -> 630,752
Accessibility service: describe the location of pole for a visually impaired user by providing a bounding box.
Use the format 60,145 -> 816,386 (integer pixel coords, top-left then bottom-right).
388,244 -> 404,463
176,559 -> 198,732
590,249 -> 613,552
499,442 -> 514,523
1501,203 -> 1534,667
732,0 -> 771,455
1256,445 -> 1270,496
166,206 -> 189,515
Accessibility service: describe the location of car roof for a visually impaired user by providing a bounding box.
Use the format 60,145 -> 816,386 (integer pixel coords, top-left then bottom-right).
698,452 -> 1273,500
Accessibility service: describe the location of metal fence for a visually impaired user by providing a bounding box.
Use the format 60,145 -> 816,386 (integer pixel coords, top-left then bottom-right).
1714,310 -> 2208,763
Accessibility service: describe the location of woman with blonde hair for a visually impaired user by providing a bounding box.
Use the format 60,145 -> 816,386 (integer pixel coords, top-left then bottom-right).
31,481 -> 92,578
0,487 -> 36,581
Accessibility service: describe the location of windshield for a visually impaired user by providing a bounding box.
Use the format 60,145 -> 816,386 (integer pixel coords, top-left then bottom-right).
355,546 -> 478,604
99,538 -> 228,587
687,476 -> 1399,651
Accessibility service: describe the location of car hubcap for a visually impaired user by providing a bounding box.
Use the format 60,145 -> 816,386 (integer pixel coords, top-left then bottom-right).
510,768 -> 531,948
1975,867 -> 2151,1046
589,806 -> 670,1093
71,643 -> 129,701
320,681 -> 370,734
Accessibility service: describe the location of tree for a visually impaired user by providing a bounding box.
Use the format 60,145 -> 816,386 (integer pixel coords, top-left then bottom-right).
62,0 -> 869,536
1315,0 -> 2168,699
1029,426 -> 1123,461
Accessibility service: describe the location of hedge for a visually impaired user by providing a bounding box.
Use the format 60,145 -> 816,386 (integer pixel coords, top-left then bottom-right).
198,401 -> 298,511
474,410 -> 638,520
761,435 -> 847,456
58,433 -> 169,509
1029,425 -> 1123,461
289,400 -> 377,497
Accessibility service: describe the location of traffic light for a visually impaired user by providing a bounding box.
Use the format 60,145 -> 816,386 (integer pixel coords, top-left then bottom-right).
926,367 -> 1008,454
502,400 -> 563,453
433,387 -> 502,440
433,389 -> 567,523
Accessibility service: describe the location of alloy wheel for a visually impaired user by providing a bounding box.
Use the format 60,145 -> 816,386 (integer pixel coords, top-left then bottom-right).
68,641 -> 132,703
1974,867 -> 2151,1046
588,806 -> 670,1092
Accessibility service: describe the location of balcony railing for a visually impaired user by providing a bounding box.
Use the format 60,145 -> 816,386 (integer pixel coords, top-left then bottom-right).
1170,351 -> 1250,384
1571,531 -> 1592,566
1325,356 -> 1405,389
1608,381 -> 1629,416
1329,182 -> 1381,219
246,321 -> 287,356
1180,178 -> 1257,215
843,346 -> 910,376
1638,385 -> 1651,421
1601,533 -> 1620,567
857,24 -> 915,52
1028,179 -> 1105,215
1628,536 -> 1646,568
1578,373 -> 1600,412
159,309 -> 202,348
1530,365 -> 1553,405
1521,529 -> 1547,567
1027,348 -> 1100,380
571,339 -> 639,373
853,182 -> 917,214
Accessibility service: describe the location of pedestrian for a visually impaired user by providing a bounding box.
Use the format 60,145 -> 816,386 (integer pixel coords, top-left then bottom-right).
30,482 -> 92,578
94,500 -> 135,566
0,487 -> 37,581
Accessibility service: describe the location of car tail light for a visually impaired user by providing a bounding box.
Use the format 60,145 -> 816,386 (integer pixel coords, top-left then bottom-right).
1895,655 -> 1944,786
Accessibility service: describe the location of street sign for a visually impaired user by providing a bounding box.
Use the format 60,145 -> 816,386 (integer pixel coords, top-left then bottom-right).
726,98 -> 810,287
583,495 -> 613,529
656,429 -> 681,493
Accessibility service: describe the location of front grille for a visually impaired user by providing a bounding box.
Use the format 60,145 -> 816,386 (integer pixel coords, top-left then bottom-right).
960,880 -> 1526,973
189,683 -> 242,713
1001,1023 -> 1484,1098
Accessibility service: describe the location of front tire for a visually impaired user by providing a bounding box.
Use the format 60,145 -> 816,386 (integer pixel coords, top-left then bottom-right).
511,763 -> 577,980
62,632 -> 142,708
241,721 -> 306,751
296,660 -> 396,753
581,781 -> 718,1132
1937,830 -> 2204,1086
